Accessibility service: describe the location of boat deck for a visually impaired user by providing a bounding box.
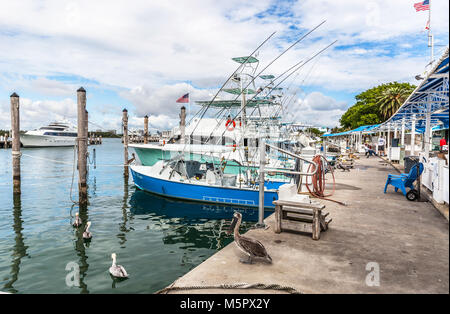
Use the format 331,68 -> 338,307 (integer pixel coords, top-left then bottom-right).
162,155 -> 449,294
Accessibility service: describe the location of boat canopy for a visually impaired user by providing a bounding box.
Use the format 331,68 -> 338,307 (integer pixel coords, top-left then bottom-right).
232,56 -> 259,64
223,88 -> 256,95
260,75 -> 275,79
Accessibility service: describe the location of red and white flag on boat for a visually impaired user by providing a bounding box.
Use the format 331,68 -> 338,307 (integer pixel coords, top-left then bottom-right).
176,93 -> 189,103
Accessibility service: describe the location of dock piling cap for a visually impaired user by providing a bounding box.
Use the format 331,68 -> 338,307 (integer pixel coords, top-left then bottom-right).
77,87 -> 86,92
10,92 -> 19,98
123,108 -> 128,112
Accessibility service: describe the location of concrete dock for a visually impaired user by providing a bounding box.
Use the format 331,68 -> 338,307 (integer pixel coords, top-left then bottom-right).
163,155 -> 449,294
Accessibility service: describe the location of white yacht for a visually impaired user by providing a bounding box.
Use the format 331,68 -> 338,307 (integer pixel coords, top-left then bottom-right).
20,121 -> 78,147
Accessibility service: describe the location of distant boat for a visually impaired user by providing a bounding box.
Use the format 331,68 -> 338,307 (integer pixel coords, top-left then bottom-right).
20,121 -> 77,147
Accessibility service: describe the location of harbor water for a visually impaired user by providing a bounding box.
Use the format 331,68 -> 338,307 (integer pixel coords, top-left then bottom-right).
0,138 -> 265,294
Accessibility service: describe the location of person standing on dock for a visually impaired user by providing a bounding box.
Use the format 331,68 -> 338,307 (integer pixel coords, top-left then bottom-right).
378,136 -> 386,157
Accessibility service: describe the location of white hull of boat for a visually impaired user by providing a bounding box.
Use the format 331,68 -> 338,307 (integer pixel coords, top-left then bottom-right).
20,134 -> 76,147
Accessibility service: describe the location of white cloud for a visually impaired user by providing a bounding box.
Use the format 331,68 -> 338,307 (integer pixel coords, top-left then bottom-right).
120,83 -> 214,117
0,97 -> 77,130
0,0 -> 448,130
285,92 -> 347,127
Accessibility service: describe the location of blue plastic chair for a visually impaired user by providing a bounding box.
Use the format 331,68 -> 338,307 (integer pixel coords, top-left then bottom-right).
384,163 -> 424,196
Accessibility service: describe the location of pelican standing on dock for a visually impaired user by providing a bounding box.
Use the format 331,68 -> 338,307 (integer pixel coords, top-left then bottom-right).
83,221 -> 92,240
72,212 -> 82,228
227,212 -> 272,264
109,253 -> 128,278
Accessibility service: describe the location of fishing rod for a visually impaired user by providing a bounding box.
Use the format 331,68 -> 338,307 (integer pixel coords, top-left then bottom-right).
226,20 -> 327,110
201,39 -> 337,149
198,21 -> 327,147
279,51 -> 326,124
227,40 -> 338,132
186,31 -> 277,141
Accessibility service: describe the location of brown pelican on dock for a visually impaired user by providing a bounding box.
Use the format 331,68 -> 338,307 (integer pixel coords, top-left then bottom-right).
83,221 -> 92,240
109,253 -> 128,278
72,212 -> 82,228
227,212 -> 272,264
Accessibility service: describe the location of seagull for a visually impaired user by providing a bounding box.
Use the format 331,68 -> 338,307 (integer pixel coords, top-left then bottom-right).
227,212 -> 272,264
109,253 -> 128,278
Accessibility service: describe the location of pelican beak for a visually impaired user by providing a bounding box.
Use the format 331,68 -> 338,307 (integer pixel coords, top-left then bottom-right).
227,217 -> 237,235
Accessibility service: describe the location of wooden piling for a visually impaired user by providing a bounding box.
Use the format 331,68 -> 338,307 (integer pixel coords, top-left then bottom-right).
10,93 -> 21,194
144,115 -> 149,144
77,87 -> 88,203
123,109 -> 129,178
180,106 -> 186,144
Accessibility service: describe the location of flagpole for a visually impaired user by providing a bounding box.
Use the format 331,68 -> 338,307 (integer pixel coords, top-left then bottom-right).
428,0 -> 433,64
188,80 -> 191,121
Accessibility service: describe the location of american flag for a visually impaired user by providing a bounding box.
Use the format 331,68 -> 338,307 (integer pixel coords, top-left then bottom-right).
176,93 -> 189,103
414,0 -> 430,12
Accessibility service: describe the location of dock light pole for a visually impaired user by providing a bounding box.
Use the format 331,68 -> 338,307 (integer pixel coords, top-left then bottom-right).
411,115 -> 416,156
401,118 -> 405,147
77,87 -> 88,203
10,93 -> 21,194
123,109 -> 129,178
424,96 -> 432,159
387,124 -> 391,161
257,138 -> 266,228
144,115 -> 149,144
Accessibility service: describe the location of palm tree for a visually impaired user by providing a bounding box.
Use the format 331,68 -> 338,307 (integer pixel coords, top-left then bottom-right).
376,86 -> 412,120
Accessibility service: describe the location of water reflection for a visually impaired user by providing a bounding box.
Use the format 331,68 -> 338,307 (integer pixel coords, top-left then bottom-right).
117,175 -> 132,247
3,194 -> 28,293
74,202 -> 90,294
129,190 -> 268,251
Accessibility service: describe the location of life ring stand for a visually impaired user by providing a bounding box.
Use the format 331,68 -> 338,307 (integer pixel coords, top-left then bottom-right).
225,119 -> 236,131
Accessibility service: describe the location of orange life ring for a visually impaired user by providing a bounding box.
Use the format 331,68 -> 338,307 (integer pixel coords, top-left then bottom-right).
225,119 -> 236,131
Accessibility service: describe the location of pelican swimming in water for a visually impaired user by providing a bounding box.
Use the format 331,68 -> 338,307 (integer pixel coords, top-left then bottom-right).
227,212 -> 272,264
72,212 -> 82,228
109,253 -> 128,278
83,221 -> 92,240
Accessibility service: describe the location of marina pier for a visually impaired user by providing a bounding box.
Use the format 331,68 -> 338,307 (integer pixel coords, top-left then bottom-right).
161,156 -> 449,294
0,0 -> 448,299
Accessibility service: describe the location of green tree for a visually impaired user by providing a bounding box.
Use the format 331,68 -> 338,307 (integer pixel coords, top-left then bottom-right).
339,82 -> 416,130
376,85 -> 415,119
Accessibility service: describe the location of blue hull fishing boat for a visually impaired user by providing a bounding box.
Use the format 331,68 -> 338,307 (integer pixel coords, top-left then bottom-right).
130,162 -> 279,209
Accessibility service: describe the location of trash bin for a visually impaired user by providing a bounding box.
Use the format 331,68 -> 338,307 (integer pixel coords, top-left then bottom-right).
403,156 -> 419,173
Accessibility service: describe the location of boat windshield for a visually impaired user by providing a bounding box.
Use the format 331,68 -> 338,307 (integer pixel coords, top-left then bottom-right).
40,127 -> 66,131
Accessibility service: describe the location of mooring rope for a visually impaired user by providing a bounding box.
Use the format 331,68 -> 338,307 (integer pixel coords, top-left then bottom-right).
305,154 -> 346,206
156,282 -> 302,294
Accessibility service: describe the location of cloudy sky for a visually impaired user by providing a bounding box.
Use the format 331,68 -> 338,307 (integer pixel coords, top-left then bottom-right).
0,0 -> 448,131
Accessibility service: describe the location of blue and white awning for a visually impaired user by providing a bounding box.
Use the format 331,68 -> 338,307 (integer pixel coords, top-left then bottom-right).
373,46 -> 449,132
